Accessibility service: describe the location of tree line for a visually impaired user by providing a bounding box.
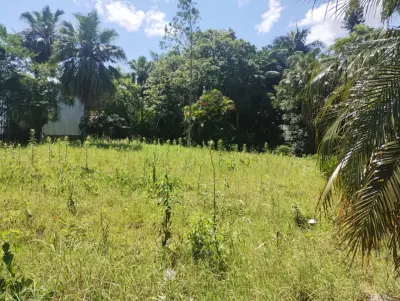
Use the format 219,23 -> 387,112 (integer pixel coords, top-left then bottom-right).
0,0 -> 364,155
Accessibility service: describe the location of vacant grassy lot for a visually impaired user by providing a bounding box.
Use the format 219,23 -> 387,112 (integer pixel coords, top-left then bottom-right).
0,140 -> 399,300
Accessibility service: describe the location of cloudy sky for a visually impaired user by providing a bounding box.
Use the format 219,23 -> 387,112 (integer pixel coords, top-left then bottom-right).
0,0 -> 386,62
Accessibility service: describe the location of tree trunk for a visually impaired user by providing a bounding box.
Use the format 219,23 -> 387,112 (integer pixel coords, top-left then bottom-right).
188,12 -> 194,147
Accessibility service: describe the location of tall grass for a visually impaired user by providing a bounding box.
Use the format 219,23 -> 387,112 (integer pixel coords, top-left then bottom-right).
0,139 -> 399,300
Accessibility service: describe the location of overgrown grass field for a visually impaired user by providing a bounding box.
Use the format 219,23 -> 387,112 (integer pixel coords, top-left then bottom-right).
1,140 -> 399,300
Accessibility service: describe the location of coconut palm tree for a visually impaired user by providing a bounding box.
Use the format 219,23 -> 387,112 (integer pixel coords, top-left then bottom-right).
53,10 -> 126,138
129,56 -> 152,126
308,0 -> 400,273
20,5 -> 64,63
0,24 -> 6,60
272,27 -> 323,56
129,56 -> 152,86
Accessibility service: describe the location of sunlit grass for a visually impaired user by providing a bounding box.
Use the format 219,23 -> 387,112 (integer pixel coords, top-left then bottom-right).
0,139 -> 399,300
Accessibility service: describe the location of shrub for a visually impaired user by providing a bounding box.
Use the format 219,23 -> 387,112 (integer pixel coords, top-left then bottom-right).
188,216 -> 227,273
274,145 -> 293,156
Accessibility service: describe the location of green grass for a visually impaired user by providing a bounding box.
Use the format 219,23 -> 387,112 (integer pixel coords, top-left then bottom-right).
0,140 -> 399,300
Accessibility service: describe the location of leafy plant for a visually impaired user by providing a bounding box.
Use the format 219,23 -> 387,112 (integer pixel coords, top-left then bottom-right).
67,185 -> 77,215
29,129 -> 36,165
184,89 -> 235,145
188,216 -> 227,273
0,242 -> 33,299
155,175 -> 174,248
274,145 -> 293,156
291,204 -> 311,229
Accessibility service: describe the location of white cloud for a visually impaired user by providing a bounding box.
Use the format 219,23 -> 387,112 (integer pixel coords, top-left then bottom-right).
295,2 -> 384,45
238,0 -> 250,8
105,1 -> 145,32
255,0 -> 283,34
95,0 -> 104,14
72,0 -> 168,38
144,10 -> 167,37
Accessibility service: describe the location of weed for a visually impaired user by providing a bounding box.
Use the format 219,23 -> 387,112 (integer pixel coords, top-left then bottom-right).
188,216 -> 227,274
0,242 -> 33,299
64,136 -> 69,164
99,211 -> 110,254
84,140 -> 89,170
156,175 -> 173,248
187,148 -> 229,274
29,129 -> 36,165
292,204 -> 311,229
152,151 -> 157,185
67,185 -> 77,215
46,136 -> 52,164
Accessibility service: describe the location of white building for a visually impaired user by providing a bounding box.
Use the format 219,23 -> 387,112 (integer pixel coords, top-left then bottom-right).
42,100 -> 84,137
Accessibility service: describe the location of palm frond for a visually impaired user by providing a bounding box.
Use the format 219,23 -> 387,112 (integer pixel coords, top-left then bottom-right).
340,142 -> 400,268
99,29 -> 118,44
54,9 -> 65,23
20,12 -> 36,27
308,24 -> 400,273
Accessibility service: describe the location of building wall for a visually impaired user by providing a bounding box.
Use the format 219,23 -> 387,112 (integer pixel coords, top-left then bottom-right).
43,100 -> 84,137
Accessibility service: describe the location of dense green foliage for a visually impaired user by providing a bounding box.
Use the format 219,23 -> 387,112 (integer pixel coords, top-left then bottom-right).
0,3 -> 325,152
0,24 -> 61,140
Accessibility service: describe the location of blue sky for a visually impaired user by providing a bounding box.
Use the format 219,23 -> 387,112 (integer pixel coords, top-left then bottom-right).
0,0 -> 385,62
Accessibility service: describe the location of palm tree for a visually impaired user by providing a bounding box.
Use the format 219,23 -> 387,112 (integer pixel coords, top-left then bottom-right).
0,24 -> 6,60
272,27 -> 323,56
129,56 -> 152,85
53,10 -> 126,138
20,5 -> 64,63
129,56 -> 152,127
307,0 -> 400,273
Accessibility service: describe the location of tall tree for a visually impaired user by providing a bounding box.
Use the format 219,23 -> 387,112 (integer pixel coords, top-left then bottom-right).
129,56 -> 152,85
164,0 -> 200,146
0,24 -> 6,60
342,6 -> 365,32
53,11 -> 126,138
272,27 -> 323,56
20,5 -> 64,63
0,25 -> 61,140
129,56 -> 152,128
273,50 -> 321,155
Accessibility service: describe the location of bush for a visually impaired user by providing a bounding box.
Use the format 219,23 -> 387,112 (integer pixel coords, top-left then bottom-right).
188,216 -> 227,274
274,145 -> 293,156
